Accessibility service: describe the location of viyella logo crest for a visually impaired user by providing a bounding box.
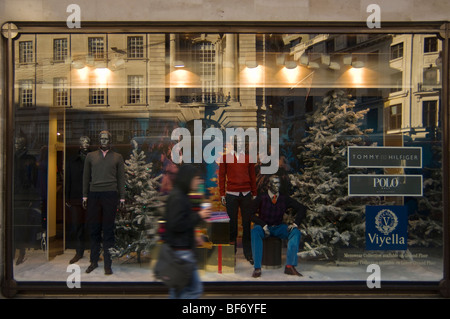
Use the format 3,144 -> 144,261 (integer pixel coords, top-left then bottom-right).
374,209 -> 398,235
366,206 -> 407,250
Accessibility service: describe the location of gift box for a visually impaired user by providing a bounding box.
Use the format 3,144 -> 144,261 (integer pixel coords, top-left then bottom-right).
207,212 -> 230,244
206,244 -> 235,273
194,247 -> 208,271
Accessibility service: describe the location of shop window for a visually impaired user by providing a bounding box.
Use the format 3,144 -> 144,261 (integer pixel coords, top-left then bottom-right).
127,36 -> 144,59
390,42 -> 404,60
53,38 -> 68,62
19,41 -> 33,63
5,28 -> 447,296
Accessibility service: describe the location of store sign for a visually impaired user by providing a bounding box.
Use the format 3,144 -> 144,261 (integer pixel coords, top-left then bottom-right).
366,206 -> 407,250
348,146 -> 422,168
348,175 -> 423,196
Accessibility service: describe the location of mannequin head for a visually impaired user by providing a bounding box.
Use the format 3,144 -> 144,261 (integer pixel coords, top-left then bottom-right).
99,131 -> 111,151
268,175 -> 281,194
14,135 -> 27,152
79,136 -> 91,153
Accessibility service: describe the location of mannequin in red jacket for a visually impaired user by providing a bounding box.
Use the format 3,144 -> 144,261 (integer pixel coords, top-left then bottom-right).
219,141 -> 257,264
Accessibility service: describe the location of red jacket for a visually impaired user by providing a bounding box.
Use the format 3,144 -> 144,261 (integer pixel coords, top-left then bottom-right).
218,153 -> 256,197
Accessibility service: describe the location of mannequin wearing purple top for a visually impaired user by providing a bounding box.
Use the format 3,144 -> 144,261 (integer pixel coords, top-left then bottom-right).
250,175 -> 306,278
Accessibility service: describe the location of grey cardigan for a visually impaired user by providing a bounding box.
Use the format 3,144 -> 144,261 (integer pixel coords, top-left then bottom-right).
82,149 -> 125,199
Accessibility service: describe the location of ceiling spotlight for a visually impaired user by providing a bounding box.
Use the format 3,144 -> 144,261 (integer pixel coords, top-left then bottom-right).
343,54 -> 364,68
245,60 -> 258,69
285,61 -> 297,69
174,60 -> 185,68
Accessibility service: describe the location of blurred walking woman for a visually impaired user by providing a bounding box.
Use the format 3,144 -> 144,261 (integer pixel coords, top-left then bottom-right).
165,164 -> 211,299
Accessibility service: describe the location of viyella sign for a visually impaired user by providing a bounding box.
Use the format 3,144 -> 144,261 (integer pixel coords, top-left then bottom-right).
365,206 -> 407,250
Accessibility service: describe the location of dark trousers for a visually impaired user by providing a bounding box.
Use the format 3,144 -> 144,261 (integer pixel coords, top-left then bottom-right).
68,204 -> 86,257
86,191 -> 118,268
226,193 -> 253,260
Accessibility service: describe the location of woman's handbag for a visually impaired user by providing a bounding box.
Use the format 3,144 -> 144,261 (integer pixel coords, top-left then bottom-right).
153,243 -> 194,291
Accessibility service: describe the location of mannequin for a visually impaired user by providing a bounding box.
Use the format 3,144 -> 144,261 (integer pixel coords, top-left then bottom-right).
250,175 -> 306,278
65,136 -> 91,264
82,131 -> 125,275
218,140 -> 256,264
13,133 -> 38,265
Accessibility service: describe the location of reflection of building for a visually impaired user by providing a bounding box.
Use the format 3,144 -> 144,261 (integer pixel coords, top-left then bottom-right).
14,32 -> 442,155
386,34 -> 442,141
286,33 -> 442,143
14,33 -> 271,152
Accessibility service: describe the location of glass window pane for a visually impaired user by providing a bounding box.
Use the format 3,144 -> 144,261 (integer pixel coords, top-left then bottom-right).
10,31 -> 444,288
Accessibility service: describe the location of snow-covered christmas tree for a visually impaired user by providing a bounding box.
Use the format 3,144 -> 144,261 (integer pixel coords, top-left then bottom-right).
110,145 -> 164,263
290,90 -> 380,259
410,128 -> 443,247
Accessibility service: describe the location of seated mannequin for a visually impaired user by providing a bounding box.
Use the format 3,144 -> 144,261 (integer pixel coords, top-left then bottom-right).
250,175 -> 306,278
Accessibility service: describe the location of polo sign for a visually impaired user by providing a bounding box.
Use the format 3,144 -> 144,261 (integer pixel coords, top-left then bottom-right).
348,174 -> 423,196
366,206 -> 407,250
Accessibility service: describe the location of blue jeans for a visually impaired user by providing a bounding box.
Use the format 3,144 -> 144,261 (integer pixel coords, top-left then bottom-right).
169,250 -> 202,299
251,224 -> 301,269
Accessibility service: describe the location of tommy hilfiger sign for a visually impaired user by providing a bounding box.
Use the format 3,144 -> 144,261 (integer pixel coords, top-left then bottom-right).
348,146 -> 422,168
366,206 -> 408,250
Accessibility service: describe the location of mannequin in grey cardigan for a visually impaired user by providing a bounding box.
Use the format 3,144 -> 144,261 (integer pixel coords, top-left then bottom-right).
82,130 -> 125,275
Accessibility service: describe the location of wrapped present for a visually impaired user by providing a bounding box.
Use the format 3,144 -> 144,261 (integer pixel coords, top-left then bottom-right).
207,211 -> 230,223
206,211 -> 230,244
194,247 -> 208,271
206,244 -> 235,274
207,221 -> 230,245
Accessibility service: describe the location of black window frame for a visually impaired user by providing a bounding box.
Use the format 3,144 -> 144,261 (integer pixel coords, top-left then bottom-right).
1,21 -> 450,299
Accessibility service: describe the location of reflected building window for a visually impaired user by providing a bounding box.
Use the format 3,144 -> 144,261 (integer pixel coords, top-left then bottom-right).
19,80 -> 33,108
19,41 -> 33,63
389,104 -> 402,130
423,100 -> 438,128
53,77 -> 68,106
53,38 -> 68,62
127,75 -> 144,104
88,37 -> 105,60
424,37 -> 438,53
127,36 -> 144,59
89,88 -> 106,105
391,42 -> 404,60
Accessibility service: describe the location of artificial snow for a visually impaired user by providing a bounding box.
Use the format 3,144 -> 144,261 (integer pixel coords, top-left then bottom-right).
13,246 -> 443,284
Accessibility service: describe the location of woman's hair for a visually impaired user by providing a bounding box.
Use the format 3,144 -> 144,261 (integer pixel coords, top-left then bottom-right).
173,164 -> 201,194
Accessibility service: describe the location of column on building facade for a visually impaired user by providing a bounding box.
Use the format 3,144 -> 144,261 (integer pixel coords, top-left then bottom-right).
224,34 -> 237,102
148,34 -> 166,107
169,33 -> 177,103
